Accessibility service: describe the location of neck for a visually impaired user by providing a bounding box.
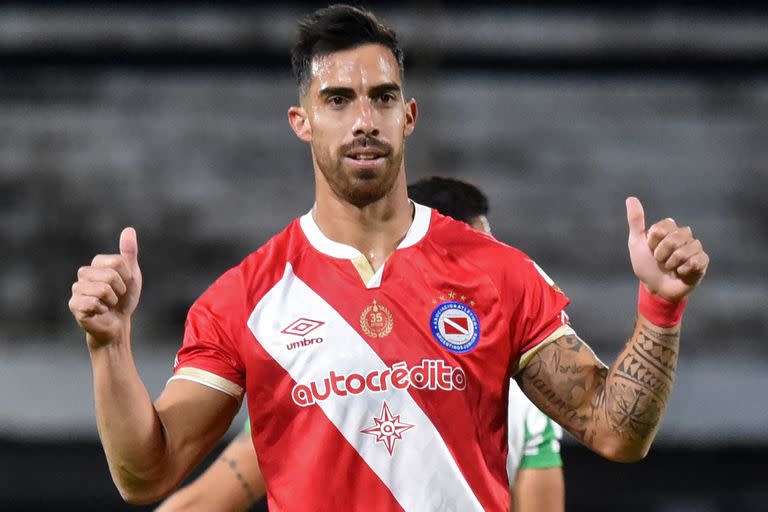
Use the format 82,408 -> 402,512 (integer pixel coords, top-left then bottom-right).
312,169 -> 413,271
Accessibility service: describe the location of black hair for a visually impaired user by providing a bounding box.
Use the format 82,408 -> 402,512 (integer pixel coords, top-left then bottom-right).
291,4 -> 405,95
408,176 -> 489,225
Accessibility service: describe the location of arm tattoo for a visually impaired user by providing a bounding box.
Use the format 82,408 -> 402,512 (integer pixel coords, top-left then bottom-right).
518,320 -> 680,453
220,440 -> 258,502
519,335 -> 606,445
607,322 -> 679,440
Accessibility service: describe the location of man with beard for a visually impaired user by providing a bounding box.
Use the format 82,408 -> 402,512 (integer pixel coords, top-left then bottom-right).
69,5 -> 709,511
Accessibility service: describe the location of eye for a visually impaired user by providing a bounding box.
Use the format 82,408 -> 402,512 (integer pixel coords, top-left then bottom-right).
328,96 -> 347,106
378,92 -> 396,104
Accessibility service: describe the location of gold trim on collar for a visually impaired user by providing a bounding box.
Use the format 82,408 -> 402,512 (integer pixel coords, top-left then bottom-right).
351,255 -> 376,286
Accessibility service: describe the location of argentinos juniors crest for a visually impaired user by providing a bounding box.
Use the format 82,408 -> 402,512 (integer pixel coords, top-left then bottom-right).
430,301 -> 480,353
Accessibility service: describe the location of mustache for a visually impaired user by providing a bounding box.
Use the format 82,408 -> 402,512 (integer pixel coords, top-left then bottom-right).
341,136 -> 391,154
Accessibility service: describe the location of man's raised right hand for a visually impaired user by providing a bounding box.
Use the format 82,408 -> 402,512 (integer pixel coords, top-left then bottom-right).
69,227 -> 143,350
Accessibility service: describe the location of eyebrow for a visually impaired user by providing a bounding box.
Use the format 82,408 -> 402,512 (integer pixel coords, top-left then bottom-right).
318,82 -> 402,99
369,83 -> 402,97
318,86 -> 355,99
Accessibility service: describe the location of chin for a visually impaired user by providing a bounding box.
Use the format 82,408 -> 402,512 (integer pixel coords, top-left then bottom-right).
341,183 -> 388,208
321,158 -> 401,207
351,169 -> 378,181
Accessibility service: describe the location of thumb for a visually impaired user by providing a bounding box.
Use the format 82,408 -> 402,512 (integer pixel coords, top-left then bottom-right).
625,196 -> 646,244
119,227 -> 139,270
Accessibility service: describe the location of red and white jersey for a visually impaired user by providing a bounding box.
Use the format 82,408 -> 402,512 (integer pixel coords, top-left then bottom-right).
171,202 -> 573,512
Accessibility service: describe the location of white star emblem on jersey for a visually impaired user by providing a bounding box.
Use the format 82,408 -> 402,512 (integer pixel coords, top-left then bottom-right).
361,401 -> 415,456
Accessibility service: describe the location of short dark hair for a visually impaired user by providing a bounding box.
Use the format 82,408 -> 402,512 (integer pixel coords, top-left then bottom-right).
408,176 -> 489,225
291,4 -> 405,95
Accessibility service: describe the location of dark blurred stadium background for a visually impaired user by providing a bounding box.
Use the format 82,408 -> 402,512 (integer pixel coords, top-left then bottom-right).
1,1 -> 767,511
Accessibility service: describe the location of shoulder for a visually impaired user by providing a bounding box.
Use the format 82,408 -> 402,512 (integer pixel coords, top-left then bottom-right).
426,210 -> 542,284
239,219 -> 308,281
427,209 -> 527,259
197,218 -> 310,306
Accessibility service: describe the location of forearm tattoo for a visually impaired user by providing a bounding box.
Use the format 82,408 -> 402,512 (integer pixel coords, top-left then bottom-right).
607,323 -> 679,440
519,322 -> 680,450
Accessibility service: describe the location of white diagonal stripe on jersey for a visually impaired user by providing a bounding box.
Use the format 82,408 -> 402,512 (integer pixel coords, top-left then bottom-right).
247,263 -> 483,512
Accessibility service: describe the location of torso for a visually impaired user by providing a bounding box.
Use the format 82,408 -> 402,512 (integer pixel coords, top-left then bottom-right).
174,203 -> 569,511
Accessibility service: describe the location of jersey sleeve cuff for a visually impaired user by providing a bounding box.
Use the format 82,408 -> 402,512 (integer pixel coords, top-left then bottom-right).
514,324 -> 576,374
168,367 -> 245,401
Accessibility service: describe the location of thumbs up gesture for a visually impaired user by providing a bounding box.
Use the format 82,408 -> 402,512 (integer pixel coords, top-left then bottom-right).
625,197 -> 709,303
69,228 -> 143,349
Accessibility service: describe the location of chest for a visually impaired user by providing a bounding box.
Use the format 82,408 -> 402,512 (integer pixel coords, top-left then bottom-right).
243,255 -> 513,402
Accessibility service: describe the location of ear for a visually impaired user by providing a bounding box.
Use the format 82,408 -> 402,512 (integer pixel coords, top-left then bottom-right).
404,98 -> 418,137
288,106 -> 312,142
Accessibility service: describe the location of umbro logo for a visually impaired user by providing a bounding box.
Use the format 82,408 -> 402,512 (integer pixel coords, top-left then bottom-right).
281,318 -> 325,337
282,317 -> 325,351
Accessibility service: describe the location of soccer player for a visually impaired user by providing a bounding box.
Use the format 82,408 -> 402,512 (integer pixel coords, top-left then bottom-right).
155,176 -> 564,512
69,5 -> 709,511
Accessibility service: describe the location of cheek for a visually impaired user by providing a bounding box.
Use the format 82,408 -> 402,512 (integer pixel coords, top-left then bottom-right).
311,114 -> 350,141
309,129 -> 339,160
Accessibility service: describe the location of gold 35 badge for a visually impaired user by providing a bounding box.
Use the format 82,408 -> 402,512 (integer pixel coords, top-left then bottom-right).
360,298 -> 393,338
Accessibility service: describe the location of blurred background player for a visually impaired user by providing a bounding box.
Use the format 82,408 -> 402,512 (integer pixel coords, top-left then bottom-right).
156,176 -> 564,512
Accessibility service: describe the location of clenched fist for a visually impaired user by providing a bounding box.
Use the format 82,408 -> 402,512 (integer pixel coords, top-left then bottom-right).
69,227 -> 143,350
626,197 -> 709,303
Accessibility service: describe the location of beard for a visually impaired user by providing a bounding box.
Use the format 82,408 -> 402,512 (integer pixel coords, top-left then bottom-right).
315,135 -> 403,208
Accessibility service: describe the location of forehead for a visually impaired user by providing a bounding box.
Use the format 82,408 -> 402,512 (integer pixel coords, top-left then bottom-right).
309,43 -> 401,93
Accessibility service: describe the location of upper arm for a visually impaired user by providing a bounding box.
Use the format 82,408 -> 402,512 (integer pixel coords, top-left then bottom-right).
154,266 -> 248,492
515,332 -> 608,448
152,379 -> 241,495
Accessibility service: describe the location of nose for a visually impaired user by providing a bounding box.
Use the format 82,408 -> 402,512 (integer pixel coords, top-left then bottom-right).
352,98 -> 379,137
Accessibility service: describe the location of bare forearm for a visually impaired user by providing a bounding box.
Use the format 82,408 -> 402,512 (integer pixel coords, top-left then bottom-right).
71,230 -> 239,503
89,331 -> 169,502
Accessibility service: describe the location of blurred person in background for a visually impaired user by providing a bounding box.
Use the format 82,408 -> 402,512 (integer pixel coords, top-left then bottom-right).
69,4 -> 709,511
156,176 -> 565,512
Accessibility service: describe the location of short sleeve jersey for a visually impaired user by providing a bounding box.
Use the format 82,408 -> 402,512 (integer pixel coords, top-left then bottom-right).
171,203 -> 572,512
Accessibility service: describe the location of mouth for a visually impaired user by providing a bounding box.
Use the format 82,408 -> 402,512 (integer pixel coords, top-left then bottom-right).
346,148 -> 386,160
345,150 -> 387,168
